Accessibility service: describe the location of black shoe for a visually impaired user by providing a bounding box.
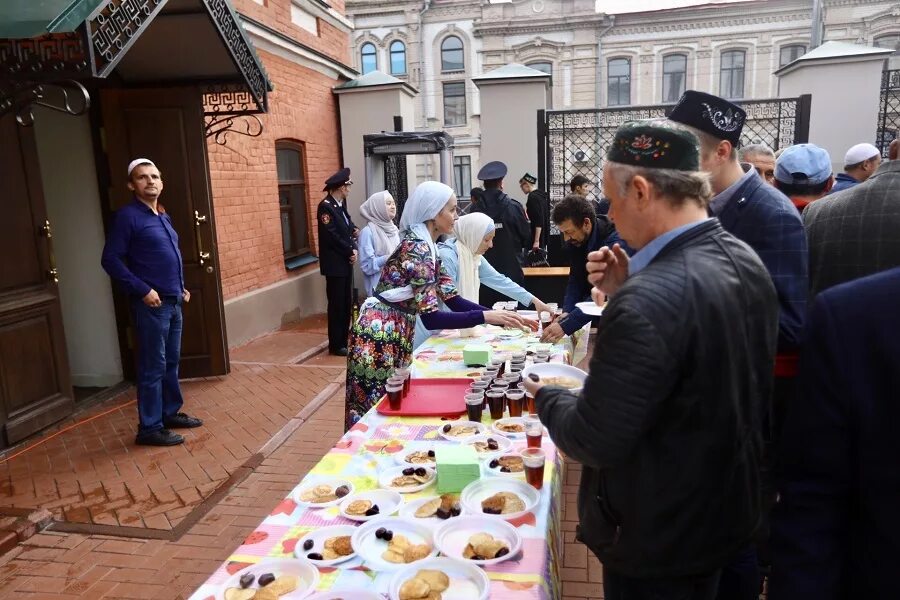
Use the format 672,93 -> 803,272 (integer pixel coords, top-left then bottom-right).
163,412 -> 204,429
330,347 -> 348,356
136,429 -> 184,446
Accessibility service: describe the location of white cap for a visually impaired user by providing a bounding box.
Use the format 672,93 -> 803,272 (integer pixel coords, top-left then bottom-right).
127,158 -> 156,176
844,143 -> 879,167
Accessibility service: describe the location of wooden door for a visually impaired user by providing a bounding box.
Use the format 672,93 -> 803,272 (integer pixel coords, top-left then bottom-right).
100,88 -> 228,378
0,113 -> 75,446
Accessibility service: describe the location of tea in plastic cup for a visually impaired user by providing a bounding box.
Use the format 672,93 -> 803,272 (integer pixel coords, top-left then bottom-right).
465,393 -> 484,422
506,390 -> 525,417
521,447 -> 546,489
385,382 -> 403,411
525,416 -> 543,448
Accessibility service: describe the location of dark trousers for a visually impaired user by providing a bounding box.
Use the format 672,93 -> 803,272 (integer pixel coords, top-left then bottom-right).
604,567 -> 722,600
325,275 -> 352,351
714,546 -> 761,600
131,296 -> 184,434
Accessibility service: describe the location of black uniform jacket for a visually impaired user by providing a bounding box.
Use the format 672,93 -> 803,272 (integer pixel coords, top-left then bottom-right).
317,195 -> 358,277
538,220 -> 778,577
470,188 -> 531,283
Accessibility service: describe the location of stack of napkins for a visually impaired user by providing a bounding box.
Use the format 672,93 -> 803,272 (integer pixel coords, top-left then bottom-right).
435,445 -> 481,494
463,343 -> 492,367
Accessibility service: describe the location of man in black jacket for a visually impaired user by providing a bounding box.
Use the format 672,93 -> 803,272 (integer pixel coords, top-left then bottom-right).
525,121 -> 778,600
471,160 -> 531,306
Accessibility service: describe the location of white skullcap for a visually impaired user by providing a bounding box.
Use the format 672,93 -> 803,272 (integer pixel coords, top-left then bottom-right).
127,158 -> 156,176
844,143 -> 879,166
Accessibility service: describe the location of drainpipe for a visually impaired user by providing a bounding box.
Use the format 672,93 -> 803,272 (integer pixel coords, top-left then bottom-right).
596,14 -> 615,107
810,0 -> 824,49
418,0 -> 432,177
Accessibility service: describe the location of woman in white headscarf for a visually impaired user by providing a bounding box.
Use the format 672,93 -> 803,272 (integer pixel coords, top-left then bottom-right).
344,181 -> 537,429
413,213 -> 552,348
358,191 -> 401,296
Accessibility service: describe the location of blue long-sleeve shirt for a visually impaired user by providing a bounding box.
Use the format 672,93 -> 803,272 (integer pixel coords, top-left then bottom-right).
358,226 -> 392,296
414,240 -> 534,348
101,199 -> 184,298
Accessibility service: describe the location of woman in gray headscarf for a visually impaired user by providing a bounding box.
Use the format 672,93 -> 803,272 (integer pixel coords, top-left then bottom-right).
344,181 -> 536,429
358,191 -> 400,296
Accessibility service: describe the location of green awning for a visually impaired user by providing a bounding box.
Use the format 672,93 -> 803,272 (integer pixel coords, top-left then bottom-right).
0,0 -> 102,39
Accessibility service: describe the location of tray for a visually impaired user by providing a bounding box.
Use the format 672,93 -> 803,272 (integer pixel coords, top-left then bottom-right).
376,378 -> 470,417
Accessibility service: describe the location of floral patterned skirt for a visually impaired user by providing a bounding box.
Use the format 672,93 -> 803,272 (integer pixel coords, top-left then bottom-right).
345,301 -> 415,429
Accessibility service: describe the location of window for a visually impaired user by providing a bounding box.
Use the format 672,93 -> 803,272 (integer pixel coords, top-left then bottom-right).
720,50 -> 746,99
779,44 -> 806,68
390,40 -> 406,75
360,42 -> 376,75
662,54 -> 687,103
443,81 -> 466,126
453,156 -> 472,202
528,61 -> 552,78
875,34 -> 900,69
276,142 -> 310,260
607,58 -> 631,106
441,36 -> 464,72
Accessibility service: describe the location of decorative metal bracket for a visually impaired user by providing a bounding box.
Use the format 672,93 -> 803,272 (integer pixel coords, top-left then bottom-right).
203,83 -> 264,145
0,80 -> 90,126
204,113 -> 263,145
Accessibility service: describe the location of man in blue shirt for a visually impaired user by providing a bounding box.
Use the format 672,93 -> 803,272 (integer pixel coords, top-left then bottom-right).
101,158 -> 202,446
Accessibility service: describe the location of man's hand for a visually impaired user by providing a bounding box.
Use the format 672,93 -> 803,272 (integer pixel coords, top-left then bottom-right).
349,249 -> 358,264
352,227 -> 360,239
182,289 -> 191,303
484,310 -> 538,332
540,321 -> 565,343
143,289 -> 162,307
586,243 -> 629,296
522,374 -> 545,398
532,298 -> 552,317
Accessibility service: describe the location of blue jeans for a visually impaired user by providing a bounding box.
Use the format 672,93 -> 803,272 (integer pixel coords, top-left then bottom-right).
132,295 -> 184,434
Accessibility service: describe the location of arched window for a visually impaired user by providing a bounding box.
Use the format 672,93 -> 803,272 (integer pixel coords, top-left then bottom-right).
779,44 -> 806,68
390,40 -> 406,75
875,34 -> 900,69
441,36 -> 464,72
528,61 -> 552,77
720,50 -> 746,99
662,54 -> 687,103
360,42 -> 377,75
276,141 -> 310,260
607,58 -> 630,106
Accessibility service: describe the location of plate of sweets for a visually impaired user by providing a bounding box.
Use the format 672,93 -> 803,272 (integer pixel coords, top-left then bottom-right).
461,479 -> 540,521
395,446 -> 436,467
379,466 -> 436,494
438,421 -> 486,442
483,454 -> 525,479
351,517 -> 438,571
293,525 -> 357,566
434,516 -> 522,566
465,434 -> 512,459
293,479 -> 354,508
491,417 -> 526,438
521,363 -> 587,393
388,557 -> 489,600
338,489 -> 403,522
219,558 -> 320,600
400,493 -> 464,524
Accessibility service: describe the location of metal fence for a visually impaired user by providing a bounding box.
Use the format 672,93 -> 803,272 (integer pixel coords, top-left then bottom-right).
537,95 -> 811,227
877,70 -> 900,157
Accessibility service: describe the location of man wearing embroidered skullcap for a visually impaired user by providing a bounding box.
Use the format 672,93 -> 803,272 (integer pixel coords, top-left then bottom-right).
668,90 -> 807,599
830,142 -> 881,194
525,120 -> 777,600
318,167 -> 359,356
101,159 -> 203,446
773,143 -> 834,212
470,160 -> 531,306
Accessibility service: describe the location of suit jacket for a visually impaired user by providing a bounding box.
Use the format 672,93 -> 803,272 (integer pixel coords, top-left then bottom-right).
715,172 -> 808,351
803,160 -> 900,296
769,267 -> 900,600
317,195 -> 358,277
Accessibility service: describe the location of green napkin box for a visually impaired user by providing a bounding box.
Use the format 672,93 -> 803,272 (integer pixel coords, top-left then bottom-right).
435,445 -> 481,494
463,343 -> 492,367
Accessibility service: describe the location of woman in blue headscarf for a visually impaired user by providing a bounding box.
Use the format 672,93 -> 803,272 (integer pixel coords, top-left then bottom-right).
344,182 -> 536,429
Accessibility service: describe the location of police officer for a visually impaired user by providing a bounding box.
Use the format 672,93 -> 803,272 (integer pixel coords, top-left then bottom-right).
318,168 -> 359,356
519,172 -> 548,251
470,161 -> 531,307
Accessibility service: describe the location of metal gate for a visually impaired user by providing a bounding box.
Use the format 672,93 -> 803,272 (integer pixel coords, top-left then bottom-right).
877,69 -> 900,157
537,95 -> 811,221
384,154 -> 409,223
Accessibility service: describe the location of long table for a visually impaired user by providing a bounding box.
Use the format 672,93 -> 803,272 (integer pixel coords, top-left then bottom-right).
188,324 -> 589,600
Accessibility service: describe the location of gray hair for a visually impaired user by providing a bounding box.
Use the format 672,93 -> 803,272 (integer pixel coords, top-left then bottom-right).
607,161 -> 713,208
739,143 -> 775,160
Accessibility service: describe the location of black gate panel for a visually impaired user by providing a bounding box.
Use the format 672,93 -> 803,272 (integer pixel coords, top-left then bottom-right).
878,70 -> 900,157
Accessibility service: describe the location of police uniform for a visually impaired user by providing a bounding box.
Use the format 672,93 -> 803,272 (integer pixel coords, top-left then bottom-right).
471,161 -> 532,307
521,172 -> 548,249
317,168 -> 358,355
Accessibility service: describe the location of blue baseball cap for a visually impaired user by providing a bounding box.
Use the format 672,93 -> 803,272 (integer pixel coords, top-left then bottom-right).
775,144 -> 832,185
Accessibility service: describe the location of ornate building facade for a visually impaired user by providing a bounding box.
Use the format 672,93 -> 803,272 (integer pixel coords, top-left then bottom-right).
346,0 -> 900,195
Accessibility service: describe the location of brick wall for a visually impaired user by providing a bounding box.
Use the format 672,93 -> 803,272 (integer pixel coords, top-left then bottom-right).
208,50 -> 343,300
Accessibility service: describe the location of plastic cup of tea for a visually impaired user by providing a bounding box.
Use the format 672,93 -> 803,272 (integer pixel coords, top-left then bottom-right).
525,416 -> 543,448
486,390 -> 506,420
525,392 -> 536,415
520,447 -> 546,490
471,380 -> 490,392
490,358 -> 505,377
539,311 -> 552,330
506,390 -> 525,418
465,393 -> 484,422
395,368 -> 411,395
387,375 -> 405,397
385,382 -> 403,411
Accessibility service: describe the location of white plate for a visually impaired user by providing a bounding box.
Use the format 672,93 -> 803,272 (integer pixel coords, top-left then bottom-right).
521,363 -> 587,393
292,479 -> 354,508
338,489 -> 403,522
388,557 -> 489,600
294,525 -> 358,566
491,417 -> 527,439
463,433 -> 512,459
482,454 -> 526,479
438,420 -> 487,442
306,591 -> 383,600
378,466 -> 436,494
218,558 -> 320,600
576,301 -> 605,316
399,495 -> 465,525
351,517 -> 438,571
460,478 -> 540,521
394,445 -> 436,467
434,516 -> 522,566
